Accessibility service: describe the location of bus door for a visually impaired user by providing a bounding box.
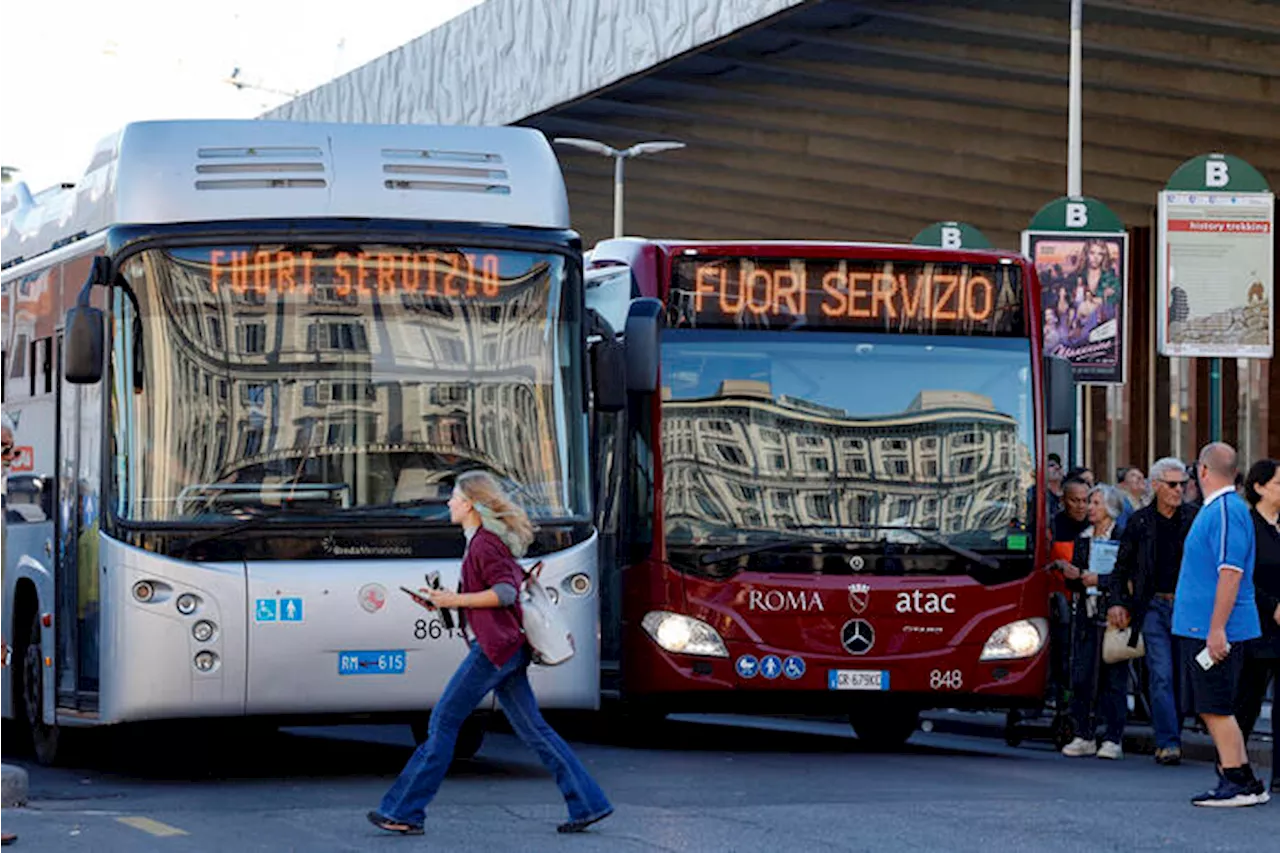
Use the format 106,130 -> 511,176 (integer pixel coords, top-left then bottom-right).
55,329 -> 104,710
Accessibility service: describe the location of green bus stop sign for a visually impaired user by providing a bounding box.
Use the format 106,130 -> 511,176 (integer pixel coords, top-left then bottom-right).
911,221 -> 993,250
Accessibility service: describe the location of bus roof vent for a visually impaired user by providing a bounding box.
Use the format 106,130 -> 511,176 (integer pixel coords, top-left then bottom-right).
380,148 -> 511,195
194,145 -> 328,190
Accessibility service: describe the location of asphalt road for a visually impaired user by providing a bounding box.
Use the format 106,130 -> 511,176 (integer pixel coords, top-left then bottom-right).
2,714 -> 1274,852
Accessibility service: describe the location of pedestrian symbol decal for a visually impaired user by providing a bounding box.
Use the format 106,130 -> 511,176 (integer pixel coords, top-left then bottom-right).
255,599 -> 278,622
760,654 -> 782,680
735,654 -> 759,679
280,598 -> 304,622
783,656 -> 806,680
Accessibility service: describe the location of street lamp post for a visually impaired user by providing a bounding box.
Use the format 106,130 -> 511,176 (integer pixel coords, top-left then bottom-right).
552,137 -> 686,238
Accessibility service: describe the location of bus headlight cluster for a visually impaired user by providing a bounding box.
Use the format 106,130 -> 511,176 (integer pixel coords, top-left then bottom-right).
979,618 -> 1048,661
176,593 -> 199,615
641,611 -> 729,658
192,620 -> 216,643
193,651 -> 219,672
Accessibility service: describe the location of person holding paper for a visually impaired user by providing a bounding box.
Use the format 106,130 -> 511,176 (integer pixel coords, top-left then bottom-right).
1054,485 -> 1129,760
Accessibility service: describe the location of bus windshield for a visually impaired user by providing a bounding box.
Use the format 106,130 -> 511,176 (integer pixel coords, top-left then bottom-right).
660,331 -> 1035,565
109,243 -> 587,524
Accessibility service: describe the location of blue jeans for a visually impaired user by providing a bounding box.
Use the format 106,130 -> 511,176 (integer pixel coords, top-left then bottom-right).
378,643 -> 612,826
1141,598 -> 1181,749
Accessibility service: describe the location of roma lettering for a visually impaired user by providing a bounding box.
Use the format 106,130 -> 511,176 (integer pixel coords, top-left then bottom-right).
207,249 -> 503,300
748,589 -> 826,612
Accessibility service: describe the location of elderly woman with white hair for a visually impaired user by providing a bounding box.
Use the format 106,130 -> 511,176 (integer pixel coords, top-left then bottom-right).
1053,484 -> 1131,760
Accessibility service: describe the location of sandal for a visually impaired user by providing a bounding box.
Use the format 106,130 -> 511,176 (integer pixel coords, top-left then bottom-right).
367,810 -> 424,835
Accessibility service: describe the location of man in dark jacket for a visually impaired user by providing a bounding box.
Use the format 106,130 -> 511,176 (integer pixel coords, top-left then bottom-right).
1109,456 -> 1199,766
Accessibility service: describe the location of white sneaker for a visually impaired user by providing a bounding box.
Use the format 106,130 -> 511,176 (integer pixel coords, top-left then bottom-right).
1097,741 -> 1123,760
1061,737 -> 1098,757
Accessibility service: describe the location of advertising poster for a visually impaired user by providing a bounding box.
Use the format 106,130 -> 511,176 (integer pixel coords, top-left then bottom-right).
1157,191 -> 1274,358
1027,232 -> 1128,385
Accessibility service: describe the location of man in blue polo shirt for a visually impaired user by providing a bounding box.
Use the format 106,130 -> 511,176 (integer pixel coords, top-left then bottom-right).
1174,442 -> 1265,807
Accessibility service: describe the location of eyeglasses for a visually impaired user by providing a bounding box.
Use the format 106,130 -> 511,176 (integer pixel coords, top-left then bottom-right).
0,444 -> 15,458
1156,479 -> 1187,489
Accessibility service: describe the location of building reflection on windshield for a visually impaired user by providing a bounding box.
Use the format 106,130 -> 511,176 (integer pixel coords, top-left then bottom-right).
661,380 -> 1031,547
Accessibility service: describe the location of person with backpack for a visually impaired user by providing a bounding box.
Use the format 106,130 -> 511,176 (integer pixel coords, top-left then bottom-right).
367,470 -> 613,836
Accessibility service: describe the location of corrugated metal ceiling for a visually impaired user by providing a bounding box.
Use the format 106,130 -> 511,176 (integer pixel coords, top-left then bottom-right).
523,0 -> 1280,248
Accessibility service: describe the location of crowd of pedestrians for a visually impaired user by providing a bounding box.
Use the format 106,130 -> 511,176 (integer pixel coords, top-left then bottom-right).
1046,443 -> 1279,808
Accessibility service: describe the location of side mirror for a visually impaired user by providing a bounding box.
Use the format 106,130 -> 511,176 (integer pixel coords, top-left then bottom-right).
1044,355 -> 1075,434
64,256 -> 112,385
624,297 -> 663,394
590,338 -> 627,412
64,306 -> 105,384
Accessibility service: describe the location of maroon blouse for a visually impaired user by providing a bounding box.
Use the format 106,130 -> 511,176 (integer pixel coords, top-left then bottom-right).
461,527 -> 526,667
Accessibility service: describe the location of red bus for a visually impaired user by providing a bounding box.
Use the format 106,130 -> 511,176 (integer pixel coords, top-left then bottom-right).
586,238 -> 1074,747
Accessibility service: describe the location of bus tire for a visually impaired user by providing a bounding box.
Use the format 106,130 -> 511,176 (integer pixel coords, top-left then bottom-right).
17,609 -> 61,766
409,714 -> 485,760
848,704 -> 919,749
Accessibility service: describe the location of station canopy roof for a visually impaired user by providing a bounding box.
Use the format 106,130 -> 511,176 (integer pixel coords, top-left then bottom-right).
267,0 -> 1280,249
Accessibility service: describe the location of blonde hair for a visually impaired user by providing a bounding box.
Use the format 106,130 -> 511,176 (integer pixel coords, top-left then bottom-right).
456,470 -> 535,557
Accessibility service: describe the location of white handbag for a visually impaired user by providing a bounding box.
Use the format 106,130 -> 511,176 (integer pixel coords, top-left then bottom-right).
1102,625 -> 1145,664
519,561 -> 575,666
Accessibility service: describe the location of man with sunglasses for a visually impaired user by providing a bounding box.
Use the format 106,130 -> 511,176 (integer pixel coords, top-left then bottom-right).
1110,456 -> 1199,766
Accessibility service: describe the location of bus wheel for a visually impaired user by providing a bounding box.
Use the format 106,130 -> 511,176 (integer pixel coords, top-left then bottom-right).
410,715 -> 485,760
19,610 -> 61,766
848,704 -> 919,750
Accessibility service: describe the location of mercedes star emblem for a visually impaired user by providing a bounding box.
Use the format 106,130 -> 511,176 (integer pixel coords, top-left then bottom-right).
840,619 -> 875,656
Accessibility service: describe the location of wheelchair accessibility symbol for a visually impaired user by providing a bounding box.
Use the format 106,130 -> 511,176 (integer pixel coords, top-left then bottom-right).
782,656 -> 806,680
255,599 -> 278,622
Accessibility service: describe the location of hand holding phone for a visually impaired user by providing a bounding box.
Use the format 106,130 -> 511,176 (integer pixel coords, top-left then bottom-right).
1195,643 -> 1231,670
400,586 -> 436,610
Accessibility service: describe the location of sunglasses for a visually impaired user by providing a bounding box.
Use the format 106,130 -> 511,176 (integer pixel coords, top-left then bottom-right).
1156,479 -> 1187,488
1,444 -> 15,457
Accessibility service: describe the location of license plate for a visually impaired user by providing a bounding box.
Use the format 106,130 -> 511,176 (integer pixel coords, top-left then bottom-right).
828,669 -> 889,691
338,650 -> 406,675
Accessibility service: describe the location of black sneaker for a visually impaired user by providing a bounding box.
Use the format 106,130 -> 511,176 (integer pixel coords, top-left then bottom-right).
1191,777 -> 1263,808
1247,778 -> 1270,805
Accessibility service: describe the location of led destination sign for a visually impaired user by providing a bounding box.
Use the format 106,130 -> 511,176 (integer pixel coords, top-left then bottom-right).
182,247 -> 523,300
670,257 -> 1024,335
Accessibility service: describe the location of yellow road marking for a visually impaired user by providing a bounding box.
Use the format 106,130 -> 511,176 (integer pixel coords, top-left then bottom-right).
116,816 -> 189,837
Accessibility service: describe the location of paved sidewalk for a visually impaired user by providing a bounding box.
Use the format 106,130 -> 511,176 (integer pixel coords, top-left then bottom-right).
923,700 -> 1273,769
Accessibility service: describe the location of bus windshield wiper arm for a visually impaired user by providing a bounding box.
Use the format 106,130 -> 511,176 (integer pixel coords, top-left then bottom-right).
792,524 -> 1000,570
698,533 -> 852,566
180,506 -> 296,556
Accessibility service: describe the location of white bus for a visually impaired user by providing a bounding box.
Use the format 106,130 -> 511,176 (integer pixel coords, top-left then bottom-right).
2,120 -> 607,764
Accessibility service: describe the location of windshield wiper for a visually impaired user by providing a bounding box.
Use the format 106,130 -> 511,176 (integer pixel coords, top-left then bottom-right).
337,497 -> 451,519
697,531 -> 853,567
180,506 -> 298,557
792,524 -> 1000,570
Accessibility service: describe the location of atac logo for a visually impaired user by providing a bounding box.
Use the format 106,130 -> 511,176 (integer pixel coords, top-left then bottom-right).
847,582 -> 870,614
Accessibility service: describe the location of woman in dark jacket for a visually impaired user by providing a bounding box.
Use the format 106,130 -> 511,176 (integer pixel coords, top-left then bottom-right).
1053,485 -> 1130,760
368,471 -> 613,835
1238,459 -> 1280,793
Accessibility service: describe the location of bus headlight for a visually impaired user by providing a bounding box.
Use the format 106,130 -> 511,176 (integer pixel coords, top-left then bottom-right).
980,618 -> 1048,661
176,593 -> 199,615
641,611 -> 729,658
564,573 -> 592,596
133,581 -> 155,602
192,620 -> 216,643
193,651 -> 219,672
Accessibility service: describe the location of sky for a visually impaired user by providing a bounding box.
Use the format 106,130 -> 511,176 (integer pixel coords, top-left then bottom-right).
0,0 -> 484,192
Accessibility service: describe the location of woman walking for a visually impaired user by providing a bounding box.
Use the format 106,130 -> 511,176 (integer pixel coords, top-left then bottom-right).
1238,459 -> 1280,793
368,471 -> 613,836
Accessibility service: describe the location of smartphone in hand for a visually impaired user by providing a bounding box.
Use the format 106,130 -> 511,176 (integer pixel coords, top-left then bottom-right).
400,586 -> 435,609
1196,643 -> 1231,670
